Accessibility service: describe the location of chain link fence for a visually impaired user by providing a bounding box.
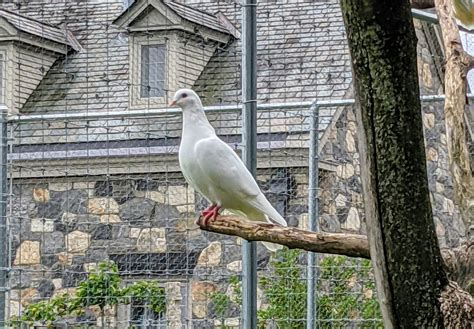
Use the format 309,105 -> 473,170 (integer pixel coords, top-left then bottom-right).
0,0 -> 465,328
7,99 -> 385,327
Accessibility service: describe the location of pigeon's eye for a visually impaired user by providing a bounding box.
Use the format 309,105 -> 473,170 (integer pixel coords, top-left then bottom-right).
182,93 -> 188,98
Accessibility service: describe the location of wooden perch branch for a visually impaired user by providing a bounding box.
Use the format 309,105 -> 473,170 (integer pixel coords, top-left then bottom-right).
197,215 -> 370,258
197,215 -> 473,287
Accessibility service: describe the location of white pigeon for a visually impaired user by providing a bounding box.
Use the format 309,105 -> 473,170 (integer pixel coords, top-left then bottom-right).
170,88 -> 287,251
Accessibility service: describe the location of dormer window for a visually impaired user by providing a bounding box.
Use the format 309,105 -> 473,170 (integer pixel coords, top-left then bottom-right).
141,44 -> 166,98
129,36 -> 171,108
113,0 -> 238,110
0,9 -> 81,114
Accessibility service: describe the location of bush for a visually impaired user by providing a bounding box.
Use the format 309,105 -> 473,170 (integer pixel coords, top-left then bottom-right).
258,249 -> 307,328
9,261 -> 166,328
218,249 -> 382,328
317,255 -> 382,328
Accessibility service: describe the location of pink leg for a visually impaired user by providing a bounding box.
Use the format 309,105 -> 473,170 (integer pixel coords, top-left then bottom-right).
201,204 -> 221,225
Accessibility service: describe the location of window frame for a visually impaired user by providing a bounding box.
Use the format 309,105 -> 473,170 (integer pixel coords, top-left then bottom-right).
115,279 -> 188,328
140,44 -> 167,99
129,303 -> 167,328
129,35 -> 173,109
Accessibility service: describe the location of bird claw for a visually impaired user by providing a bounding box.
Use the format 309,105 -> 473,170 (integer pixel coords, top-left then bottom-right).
200,204 -> 221,226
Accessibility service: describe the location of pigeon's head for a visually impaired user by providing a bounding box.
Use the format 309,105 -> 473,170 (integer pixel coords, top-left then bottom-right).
169,89 -> 202,110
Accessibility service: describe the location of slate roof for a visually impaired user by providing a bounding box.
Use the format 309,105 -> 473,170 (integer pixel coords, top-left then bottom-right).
166,1 -> 233,35
0,8 -> 80,50
191,1 -> 352,105
1,0 -> 351,114
2,0 -> 129,113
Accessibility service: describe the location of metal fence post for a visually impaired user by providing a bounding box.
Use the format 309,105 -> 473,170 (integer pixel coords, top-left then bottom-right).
307,102 -> 320,328
0,105 -> 8,327
241,0 -> 258,327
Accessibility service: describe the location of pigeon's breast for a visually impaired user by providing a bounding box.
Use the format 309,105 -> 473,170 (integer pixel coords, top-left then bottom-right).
178,140 -> 215,202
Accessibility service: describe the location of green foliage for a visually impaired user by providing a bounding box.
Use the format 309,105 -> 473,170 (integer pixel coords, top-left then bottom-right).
122,281 -> 166,315
317,256 -> 382,328
9,293 -> 78,328
10,261 -> 166,328
209,276 -> 241,329
258,248 -> 307,328
15,300 -> 56,327
210,291 -> 231,319
74,261 -> 122,310
222,250 -> 382,328
228,275 -> 242,302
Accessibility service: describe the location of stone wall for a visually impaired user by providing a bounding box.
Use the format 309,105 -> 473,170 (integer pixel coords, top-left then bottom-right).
415,20 -> 466,247
6,166 -> 311,327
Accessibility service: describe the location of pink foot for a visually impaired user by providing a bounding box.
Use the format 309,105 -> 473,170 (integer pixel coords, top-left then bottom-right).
201,204 -> 221,225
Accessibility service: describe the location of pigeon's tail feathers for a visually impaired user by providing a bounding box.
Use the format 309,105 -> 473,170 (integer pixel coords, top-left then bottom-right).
252,193 -> 288,227
262,241 -> 284,252
226,209 -> 283,252
260,213 -> 285,252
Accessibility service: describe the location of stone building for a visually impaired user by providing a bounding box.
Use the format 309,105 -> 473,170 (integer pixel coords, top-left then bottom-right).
0,0 -> 468,327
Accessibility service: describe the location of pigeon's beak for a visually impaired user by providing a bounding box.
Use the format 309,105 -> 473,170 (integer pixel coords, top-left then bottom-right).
169,100 -> 177,107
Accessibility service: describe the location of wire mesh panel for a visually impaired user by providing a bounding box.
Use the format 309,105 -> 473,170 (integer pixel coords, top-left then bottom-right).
0,0 -> 464,328
6,100 -> 388,328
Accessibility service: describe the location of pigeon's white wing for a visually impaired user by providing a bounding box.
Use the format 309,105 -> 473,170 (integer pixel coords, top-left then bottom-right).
194,137 -> 287,227
194,136 -> 260,200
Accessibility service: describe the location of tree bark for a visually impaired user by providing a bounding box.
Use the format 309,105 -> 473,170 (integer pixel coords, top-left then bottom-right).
411,0 -> 435,9
439,281 -> 474,326
434,0 -> 474,234
339,0 -> 449,327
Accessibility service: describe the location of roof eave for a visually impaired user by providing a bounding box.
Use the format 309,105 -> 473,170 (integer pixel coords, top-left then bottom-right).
128,23 -> 232,44
0,32 -> 72,55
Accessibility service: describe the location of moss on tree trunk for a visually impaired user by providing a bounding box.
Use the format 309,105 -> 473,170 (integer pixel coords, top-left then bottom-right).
339,0 -> 449,327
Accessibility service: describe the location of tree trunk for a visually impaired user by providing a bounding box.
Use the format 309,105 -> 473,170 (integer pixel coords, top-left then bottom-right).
339,0 -> 449,327
434,0 -> 474,235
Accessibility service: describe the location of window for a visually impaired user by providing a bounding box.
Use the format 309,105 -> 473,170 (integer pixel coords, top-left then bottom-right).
141,45 -> 166,98
130,304 -> 166,328
129,37 -> 172,108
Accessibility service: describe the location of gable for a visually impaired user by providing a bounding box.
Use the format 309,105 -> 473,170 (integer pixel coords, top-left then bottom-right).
114,0 -> 181,28
113,0 -> 236,43
129,6 -> 177,29
0,27 -> 13,37
0,17 -> 17,37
